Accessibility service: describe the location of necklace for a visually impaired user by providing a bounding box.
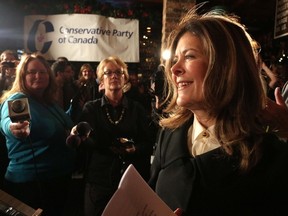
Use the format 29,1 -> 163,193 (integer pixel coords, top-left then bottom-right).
105,107 -> 125,125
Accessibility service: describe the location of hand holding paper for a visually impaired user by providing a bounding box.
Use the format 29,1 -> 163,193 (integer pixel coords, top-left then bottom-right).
101,164 -> 177,216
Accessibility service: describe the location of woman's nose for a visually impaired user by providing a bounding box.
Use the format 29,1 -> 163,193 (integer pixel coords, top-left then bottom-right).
171,61 -> 184,76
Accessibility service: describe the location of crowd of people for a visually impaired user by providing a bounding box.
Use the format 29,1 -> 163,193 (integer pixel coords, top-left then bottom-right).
0,54 -> 76,216
0,3 -> 288,216
0,50 -> 19,96
0,51 -> 156,216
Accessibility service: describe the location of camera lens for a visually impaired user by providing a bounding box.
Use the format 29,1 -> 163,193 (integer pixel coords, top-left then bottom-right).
11,99 -> 26,113
1,61 -> 15,68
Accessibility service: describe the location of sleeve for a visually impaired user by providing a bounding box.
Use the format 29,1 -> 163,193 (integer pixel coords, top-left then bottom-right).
282,81 -> 288,107
0,93 -> 27,137
0,98 -> 13,137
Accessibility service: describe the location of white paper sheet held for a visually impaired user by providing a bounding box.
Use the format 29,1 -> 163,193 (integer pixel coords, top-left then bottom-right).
101,164 -> 176,216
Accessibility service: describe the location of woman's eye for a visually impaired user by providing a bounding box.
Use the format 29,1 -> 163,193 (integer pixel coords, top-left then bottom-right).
185,54 -> 195,59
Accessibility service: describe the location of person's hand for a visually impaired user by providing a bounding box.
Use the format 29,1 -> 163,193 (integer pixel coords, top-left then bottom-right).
119,138 -> 136,153
66,125 -> 84,148
125,144 -> 136,153
110,138 -> 136,154
70,125 -> 77,135
110,144 -> 136,154
13,60 -> 20,67
174,208 -> 183,216
66,122 -> 91,148
9,120 -> 30,138
261,87 -> 288,139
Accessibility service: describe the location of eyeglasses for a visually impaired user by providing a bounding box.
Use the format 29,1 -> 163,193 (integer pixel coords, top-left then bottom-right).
103,69 -> 124,77
26,70 -> 48,75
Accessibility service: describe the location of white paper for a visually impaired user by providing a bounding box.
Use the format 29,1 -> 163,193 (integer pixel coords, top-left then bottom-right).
102,164 -> 176,216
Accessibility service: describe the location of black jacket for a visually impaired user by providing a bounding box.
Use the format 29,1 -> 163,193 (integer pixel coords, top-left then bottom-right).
79,95 -> 153,188
149,119 -> 288,216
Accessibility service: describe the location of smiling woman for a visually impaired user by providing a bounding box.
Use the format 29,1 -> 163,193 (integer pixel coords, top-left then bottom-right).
149,5 -> 288,216
0,53 -> 76,216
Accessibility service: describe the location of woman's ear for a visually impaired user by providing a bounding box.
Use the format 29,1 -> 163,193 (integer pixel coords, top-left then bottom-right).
98,82 -> 104,91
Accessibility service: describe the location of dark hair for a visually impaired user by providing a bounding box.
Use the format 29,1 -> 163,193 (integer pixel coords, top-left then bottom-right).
51,60 -> 71,76
56,56 -> 69,62
151,64 -> 166,98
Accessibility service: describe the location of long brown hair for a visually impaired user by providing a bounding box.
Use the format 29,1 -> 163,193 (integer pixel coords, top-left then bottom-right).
0,53 -> 57,104
161,8 -> 266,172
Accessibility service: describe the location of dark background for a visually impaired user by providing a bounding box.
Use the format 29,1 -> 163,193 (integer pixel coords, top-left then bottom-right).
0,0 -> 284,78
0,0 -> 278,50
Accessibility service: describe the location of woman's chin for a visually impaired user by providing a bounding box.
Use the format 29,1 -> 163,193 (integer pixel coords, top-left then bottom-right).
176,98 -> 189,108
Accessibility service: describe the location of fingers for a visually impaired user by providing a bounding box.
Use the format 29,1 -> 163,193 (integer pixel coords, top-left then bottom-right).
10,121 -> 29,130
80,133 -> 90,141
10,121 -> 30,138
125,145 -> 136,153
274,87 -> 286,107
263,92 -> 288,138
174,208 -> 183,216
110,145 -> 136,154
71,125 -> 78,135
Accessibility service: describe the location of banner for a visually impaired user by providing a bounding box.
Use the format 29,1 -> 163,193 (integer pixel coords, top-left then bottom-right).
24,14 -> 139,62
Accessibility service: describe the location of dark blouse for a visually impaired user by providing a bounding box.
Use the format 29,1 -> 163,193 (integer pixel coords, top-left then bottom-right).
68,79 -> 101,123
79,95 -> 154,188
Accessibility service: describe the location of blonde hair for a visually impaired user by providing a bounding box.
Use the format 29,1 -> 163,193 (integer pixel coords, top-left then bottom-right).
96,56 -> 130,91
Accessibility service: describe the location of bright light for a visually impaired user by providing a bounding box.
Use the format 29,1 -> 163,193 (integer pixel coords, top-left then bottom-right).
162,49 -> 171,60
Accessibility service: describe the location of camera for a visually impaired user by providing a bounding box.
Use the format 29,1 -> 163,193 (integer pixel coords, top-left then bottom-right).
0,61 -> 16,68
8,98 -> 31,122
66,122 -> 92,148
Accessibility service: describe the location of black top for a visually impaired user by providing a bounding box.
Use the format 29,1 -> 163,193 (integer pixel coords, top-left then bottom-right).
78,95 -> 154,188
68,79 -> 101,123
149,119 -> 288,216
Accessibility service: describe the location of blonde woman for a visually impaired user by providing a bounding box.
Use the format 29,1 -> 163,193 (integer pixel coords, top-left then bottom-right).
74,56 -> 153,216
